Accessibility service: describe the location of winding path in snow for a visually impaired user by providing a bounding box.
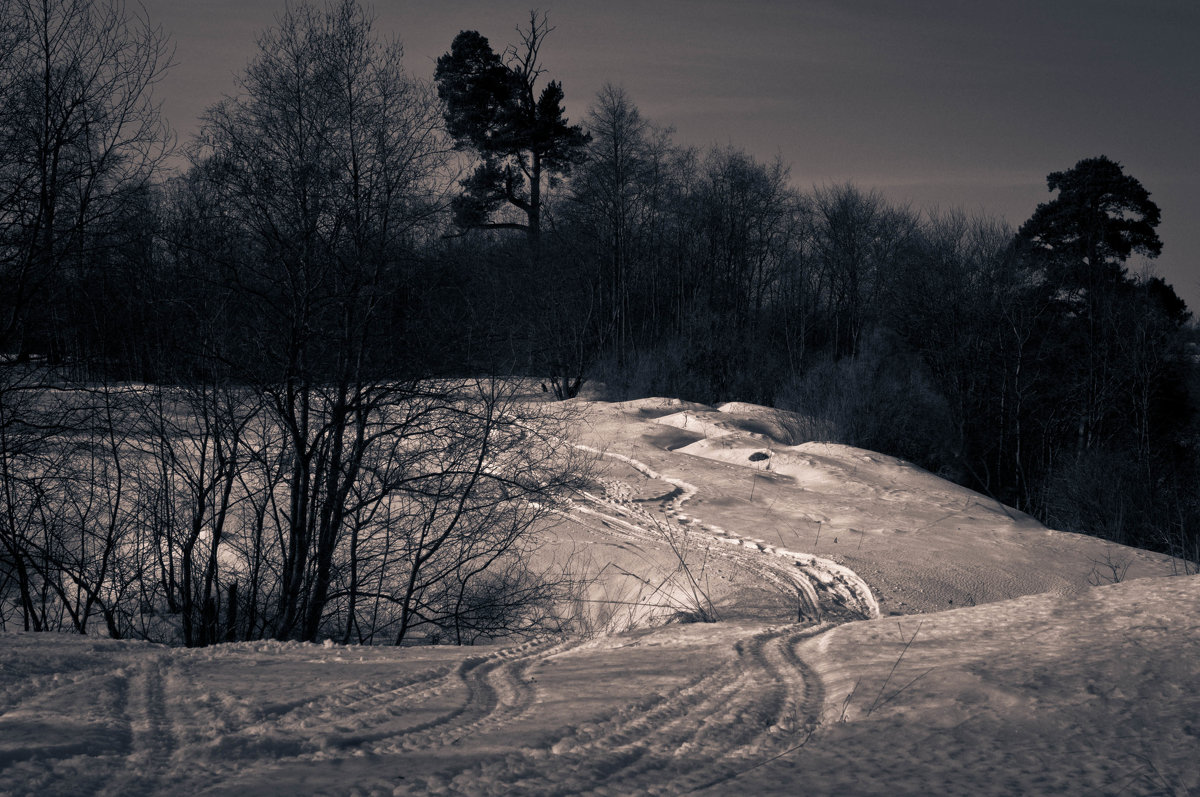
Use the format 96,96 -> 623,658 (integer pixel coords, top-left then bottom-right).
384,636 -> 577,753
573,444 -> 880,623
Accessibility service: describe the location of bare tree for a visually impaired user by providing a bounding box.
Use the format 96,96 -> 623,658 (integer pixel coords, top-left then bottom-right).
181,0 -> 583,645
566,84 -> 688,379
0,0 -> 173,359
0,0 -> 172,634
575,84 -> 652,367
0,370 -> 145,636
810,184 -> 917,358
0,364 -> 69,630
191,0 -> 446,641
129,379 -> 258,646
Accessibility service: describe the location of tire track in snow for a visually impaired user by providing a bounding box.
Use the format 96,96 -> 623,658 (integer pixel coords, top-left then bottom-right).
177,659 -> 466,770
198,638 -> 565,763
586,631 -> 788,791
672,624 -> 829,794
585,624 -> 830,795
259,661 -> 460,737
363,636 -> 575,754
139,656 -> 175,764
578,484 -> 853,623
419,659 -> 742,794
98,655 -> 173,797
435,624 -> 831,796
547,657 -> 742,760
575,443 -> 879,621
572,493 -> 830,627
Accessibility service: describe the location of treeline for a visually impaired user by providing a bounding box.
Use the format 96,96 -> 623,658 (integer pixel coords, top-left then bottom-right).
552,126 -> 1199,562
1,1 -> 1196,641
423,17 -> 1198,563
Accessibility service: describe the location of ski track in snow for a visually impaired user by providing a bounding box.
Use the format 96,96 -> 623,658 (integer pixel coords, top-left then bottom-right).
573,443 -> 880,622
180,635 -> 577,772
99,655 -> 174,797
425,623 -> 831,796
375,636 -> 574,753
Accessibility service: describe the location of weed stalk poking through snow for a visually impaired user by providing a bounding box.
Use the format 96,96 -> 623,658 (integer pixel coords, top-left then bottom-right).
866,620 -> 932,717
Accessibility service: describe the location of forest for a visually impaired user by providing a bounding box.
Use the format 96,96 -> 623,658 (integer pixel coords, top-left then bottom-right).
1,0 -> 1196,645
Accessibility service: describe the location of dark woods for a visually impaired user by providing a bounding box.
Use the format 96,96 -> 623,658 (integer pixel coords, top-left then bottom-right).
0,1 -> 585,646
1,1 -> 1196,643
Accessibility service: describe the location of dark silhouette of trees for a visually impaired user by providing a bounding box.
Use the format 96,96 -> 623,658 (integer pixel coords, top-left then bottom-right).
572,84 -> 647,369
810,184 -> 919,359
179,0 -> 584,645
0,1 -> 587,646
435,12 -> 589,251
0,0 -> 173,361
433,13 -> 592,399
1017,156 -> 1169,456
571,84 -> 679,369
1019,155 -> 1162,291
0,0 -> 172,637
193,0 -> 447,641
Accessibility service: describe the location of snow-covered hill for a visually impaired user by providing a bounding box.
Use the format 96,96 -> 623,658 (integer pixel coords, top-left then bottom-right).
2,397 -> 1195,795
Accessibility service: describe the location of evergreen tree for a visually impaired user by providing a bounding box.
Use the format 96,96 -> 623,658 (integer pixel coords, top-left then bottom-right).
434,12 -> 589,251
1018,155 -> 1161,294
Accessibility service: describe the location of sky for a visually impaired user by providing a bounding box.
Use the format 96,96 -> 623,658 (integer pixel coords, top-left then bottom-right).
143,0 -> 1200,309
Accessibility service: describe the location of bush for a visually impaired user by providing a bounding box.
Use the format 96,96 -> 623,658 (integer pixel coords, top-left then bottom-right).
777,332 -> 958,476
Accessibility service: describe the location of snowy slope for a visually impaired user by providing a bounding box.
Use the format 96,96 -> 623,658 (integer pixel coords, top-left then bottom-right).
1,397 -> 1194,796
574,398 -> 1184,616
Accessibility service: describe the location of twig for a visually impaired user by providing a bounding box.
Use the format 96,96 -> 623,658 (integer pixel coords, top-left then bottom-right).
866,620 -> 924,717
839,677 -> 861,722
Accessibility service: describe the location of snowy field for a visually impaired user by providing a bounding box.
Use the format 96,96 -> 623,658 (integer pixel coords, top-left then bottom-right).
2,397 -> 1197,795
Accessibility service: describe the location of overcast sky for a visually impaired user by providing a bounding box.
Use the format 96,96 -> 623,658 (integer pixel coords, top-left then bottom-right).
144,0 -> 1200,309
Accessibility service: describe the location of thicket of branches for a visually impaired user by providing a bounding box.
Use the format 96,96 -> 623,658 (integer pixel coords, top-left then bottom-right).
0,0 -> 586,645
2,1 -> 1197,643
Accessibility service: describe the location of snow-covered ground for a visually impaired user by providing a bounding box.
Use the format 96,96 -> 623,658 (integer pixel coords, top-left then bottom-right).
2,397 -> 1196,795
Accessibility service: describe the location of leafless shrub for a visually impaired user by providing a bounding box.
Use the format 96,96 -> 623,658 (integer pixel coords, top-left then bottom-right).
1087,546 -> 1131,587
609,511 -> 719,625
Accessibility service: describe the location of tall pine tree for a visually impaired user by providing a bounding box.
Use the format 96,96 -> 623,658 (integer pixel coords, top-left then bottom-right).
435,12 -> 589,252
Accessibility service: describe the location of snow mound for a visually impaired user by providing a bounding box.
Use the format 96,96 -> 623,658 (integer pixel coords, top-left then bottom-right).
672,436 -> 986,509
652,408 -> 735,439
576,396 -> 1180,618
653,402 -> 812,446
614,396 -> 714,417
717,401 -> 813,444
788,442 -> 1002,506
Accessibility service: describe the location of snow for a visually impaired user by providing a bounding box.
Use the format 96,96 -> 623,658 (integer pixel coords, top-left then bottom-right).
1,396 -> 1195,795
739,576 -> 1200,795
